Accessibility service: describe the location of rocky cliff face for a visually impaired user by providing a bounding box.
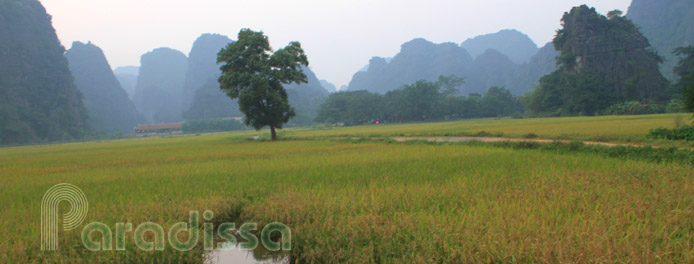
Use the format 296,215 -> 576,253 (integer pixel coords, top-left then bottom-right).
461,29 -> 539,64
555,5 -> 666,100
627,0 -> 694,80
65,42 -> 138,135
0,0 -> 88,144
132,48 -> 188,124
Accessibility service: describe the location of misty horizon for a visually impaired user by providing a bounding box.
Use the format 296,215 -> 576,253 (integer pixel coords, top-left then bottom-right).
41,0 -> 631,88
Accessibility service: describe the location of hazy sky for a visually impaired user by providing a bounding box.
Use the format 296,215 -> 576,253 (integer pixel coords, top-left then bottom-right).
41,0 -> 632,88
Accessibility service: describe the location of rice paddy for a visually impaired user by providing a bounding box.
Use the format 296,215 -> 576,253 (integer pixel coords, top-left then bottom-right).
1,114 -> 693,263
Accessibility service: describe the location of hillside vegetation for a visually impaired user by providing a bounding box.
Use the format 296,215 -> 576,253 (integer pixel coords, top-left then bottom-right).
0,0 -> 88,144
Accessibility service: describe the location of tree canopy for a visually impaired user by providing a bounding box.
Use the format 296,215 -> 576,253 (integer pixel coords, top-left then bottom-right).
674,46 -> 694,112
217,29 -> 308,140
316,76 -> 524,126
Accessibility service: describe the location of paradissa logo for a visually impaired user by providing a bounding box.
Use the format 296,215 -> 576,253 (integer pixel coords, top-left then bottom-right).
41,183 -> 291,252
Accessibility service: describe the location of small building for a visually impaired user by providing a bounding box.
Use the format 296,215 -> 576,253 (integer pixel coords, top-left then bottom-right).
134,123 -> 183,137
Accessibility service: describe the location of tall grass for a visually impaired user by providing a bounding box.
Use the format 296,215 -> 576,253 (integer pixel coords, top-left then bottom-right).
1,130 -> 693,263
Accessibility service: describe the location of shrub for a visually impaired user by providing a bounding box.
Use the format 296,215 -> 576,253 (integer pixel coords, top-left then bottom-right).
665,98 -> 686,113
647,125 -> 694,141
603,101 -> 664,115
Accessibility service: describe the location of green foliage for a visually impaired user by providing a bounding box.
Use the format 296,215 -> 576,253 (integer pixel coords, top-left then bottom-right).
665,98 -> 686,113
607,10 -> 623,20
647,126 -> 694,141
384,80 -> 445,122
314,91 -> 383,126
180,119 -> 247,134
217,29 -> 308,140
316,76 -> 524,125
528,71 -> 614,116
531,5 -> 667,116
602,101 -> 663,115
485,140 -> 694,165
674,46 -> 694,112
437,74 -> 465,96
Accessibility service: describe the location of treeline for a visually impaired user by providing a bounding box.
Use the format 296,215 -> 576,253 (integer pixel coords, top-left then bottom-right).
315,76 -> 524,125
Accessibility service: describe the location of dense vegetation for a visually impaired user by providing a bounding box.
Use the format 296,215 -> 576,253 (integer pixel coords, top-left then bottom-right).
528,6 -> 667,116
0,0 -> 88,144
65,42 -> 138,135
133,48 -> 188,124
316,77 -> 523,125
674,46 -> 694,112
648,126 -> 694,141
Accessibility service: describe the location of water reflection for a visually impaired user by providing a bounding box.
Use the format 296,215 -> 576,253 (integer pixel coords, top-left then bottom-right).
205,244 -> 290,264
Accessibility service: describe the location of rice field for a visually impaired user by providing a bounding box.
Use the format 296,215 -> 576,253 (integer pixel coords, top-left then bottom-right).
285,113 -> 693,145
1,114 -> 693,263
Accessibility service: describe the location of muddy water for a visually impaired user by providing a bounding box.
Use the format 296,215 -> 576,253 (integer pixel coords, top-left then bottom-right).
204,244 -> 290,264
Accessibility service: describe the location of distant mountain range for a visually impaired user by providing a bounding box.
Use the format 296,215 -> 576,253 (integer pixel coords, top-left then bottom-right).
346,31 -> 557,95
1,0 -> 692,145
461,29 -> 539,64
345,1 -> 694,97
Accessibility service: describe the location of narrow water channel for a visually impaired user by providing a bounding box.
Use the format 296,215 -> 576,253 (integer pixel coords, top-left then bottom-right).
204,245 -> 290,264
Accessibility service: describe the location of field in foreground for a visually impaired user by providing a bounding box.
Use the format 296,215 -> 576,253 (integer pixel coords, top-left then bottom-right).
1,114 -> 693,263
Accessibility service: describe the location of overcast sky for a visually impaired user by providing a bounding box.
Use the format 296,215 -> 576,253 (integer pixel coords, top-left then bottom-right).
41,0 -> 632,88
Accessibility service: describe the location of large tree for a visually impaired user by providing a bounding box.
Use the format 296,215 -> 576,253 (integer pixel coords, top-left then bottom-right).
217,29 -> 308,140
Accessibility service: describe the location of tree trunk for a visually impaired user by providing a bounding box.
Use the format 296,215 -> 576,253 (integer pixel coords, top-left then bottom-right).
270,126 -> 277,141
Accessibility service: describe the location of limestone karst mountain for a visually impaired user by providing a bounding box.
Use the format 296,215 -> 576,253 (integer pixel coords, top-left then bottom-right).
65,42 -> 138,135
627,0 -> 694,80
182,33 -> 233,112
461,29 -> 539,64
346,35 -> 554,96
0,0 -> 88,144
132,48 -> 188,124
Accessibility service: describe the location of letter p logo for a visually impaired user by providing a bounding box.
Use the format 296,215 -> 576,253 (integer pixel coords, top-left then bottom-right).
41,183 -> 88,250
